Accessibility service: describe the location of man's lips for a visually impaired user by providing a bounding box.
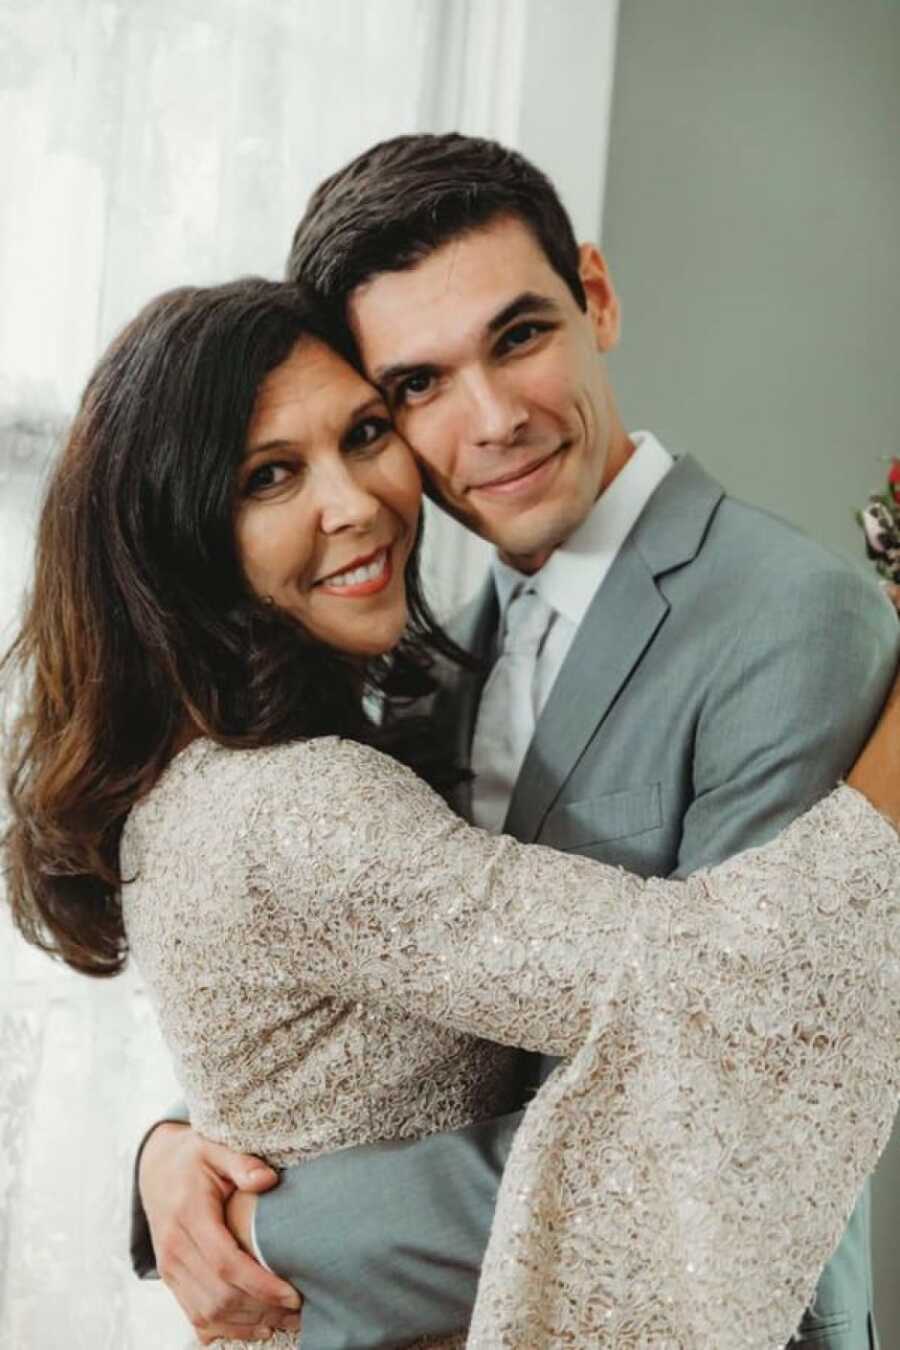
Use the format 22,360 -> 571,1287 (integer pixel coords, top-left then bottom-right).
468,444 -> 568,497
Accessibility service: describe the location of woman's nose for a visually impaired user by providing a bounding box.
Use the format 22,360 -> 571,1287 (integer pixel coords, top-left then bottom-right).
316,465 -> 380,535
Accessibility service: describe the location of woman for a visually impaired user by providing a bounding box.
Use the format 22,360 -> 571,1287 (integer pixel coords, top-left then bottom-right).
3,279 -> 899,1349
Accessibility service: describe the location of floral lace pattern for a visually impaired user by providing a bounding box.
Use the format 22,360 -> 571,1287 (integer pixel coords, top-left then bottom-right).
121,738 -> 900,1349
470,787 -> 900,1347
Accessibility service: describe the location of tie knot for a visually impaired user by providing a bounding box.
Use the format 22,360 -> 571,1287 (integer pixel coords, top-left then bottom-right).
501,586 -> 552,655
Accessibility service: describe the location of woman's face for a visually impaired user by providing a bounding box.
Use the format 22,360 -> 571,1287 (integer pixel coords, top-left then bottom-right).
235,339 -> 421,658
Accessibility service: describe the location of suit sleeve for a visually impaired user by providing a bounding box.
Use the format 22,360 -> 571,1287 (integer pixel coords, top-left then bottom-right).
674,563 -> 898,876
129,1100 -> 191,1278
256,1109 -> 521,1348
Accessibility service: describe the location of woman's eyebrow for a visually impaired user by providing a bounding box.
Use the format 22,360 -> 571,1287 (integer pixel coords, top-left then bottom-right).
346,393 -> 388,421
246,396 -> 387,456
243,437 -> 297,459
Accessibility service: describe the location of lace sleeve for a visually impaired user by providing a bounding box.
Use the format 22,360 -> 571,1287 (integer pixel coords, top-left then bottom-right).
246,740 -> 900,1062
468,784 -> 900,1348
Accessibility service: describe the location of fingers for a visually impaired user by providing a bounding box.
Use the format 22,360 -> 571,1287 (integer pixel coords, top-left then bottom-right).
197,1138 -> 279,1194
186,1210 -> 299,1309
157,1197 -> 301,1325
141,1123 -> 277,1200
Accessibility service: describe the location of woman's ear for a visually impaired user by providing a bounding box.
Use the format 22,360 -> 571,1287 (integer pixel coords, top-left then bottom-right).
577,243 -> 621,352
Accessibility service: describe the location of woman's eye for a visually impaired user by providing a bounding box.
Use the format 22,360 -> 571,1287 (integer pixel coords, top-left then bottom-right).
243,462 -> 292,496
345,415 -> 392,451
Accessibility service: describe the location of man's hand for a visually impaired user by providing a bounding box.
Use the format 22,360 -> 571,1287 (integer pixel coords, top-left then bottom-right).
225,1188 -> 259,1255
139,1121 -> 302,1343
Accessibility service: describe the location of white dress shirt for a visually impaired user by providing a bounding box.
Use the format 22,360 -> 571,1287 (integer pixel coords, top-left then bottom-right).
470,431 -> 673,832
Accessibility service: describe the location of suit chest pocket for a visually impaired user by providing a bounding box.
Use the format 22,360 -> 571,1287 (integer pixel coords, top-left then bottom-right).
539,784 -> 663,851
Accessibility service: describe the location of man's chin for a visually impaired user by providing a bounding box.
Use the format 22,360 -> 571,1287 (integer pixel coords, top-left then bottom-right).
428,497 -> 573,571
494,522 -> 569,574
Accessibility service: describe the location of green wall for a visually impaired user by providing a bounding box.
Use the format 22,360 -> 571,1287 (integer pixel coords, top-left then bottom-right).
603,0 -> 900,572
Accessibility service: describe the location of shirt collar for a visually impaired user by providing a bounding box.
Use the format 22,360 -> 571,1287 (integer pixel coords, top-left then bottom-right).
491,431 -> 673,628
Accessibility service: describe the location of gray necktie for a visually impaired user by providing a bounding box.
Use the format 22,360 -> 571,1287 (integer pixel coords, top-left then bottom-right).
470,586 -> 554,834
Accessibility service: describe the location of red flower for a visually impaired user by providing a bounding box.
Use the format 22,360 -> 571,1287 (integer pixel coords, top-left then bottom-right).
889,459 -> 900,502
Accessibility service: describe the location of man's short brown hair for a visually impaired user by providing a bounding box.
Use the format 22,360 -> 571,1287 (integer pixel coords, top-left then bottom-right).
286,132 -> 586,314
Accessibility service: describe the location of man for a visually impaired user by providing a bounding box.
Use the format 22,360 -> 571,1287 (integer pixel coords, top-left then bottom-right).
133,134 -> 897,1347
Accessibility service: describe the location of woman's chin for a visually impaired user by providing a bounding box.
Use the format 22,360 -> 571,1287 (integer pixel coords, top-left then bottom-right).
355,630 -> 406,659
323,612 -> 408,661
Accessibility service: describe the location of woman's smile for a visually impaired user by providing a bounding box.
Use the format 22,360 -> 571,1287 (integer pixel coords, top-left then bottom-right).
314,545 -> 393,595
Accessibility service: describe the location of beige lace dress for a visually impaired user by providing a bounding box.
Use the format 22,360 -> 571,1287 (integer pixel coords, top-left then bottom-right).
121,737 -> 900,1349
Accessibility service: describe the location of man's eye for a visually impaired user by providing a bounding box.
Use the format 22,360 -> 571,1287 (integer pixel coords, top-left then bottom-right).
244,462 -> 292,496
498,321 -> 549,353
395,372 -> 434,405
345,415 -> 392,451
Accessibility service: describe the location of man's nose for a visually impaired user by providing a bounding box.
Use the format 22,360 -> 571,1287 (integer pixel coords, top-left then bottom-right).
462,369 -> 528,447
316,465 -> 380,535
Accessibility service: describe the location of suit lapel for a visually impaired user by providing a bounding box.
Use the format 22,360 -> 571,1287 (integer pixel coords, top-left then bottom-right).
502,545 -> 667,841
503,456 -> 725,842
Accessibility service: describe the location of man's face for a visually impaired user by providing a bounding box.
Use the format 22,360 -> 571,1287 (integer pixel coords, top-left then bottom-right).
347,216 -> 631,572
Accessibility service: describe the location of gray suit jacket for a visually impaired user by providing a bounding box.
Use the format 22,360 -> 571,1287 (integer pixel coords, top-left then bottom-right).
133,457 -> 897,1349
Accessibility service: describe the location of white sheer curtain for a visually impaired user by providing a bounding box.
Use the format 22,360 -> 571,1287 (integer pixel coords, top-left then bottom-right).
0,1 -> 618,1343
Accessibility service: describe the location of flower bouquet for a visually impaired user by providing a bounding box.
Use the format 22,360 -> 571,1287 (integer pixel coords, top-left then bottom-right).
858,458 -> 900,612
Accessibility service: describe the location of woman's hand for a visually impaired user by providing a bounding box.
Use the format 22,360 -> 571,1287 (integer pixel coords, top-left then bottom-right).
847,667 -> 900,828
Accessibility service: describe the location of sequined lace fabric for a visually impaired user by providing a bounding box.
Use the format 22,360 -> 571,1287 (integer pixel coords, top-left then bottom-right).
121,737 -> 900,1349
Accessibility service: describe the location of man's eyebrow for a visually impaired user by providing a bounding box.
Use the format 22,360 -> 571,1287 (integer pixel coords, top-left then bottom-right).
373,293 -> 561,389
485,291 -> 560,334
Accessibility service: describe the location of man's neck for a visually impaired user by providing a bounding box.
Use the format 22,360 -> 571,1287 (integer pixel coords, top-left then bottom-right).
498,433 -> 637,576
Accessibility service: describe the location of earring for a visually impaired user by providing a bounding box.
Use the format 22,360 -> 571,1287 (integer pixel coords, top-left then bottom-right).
262,595 -> 274,606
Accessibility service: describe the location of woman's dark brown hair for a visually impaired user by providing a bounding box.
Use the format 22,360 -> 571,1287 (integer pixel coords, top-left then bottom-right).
2,278 -> 469,977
